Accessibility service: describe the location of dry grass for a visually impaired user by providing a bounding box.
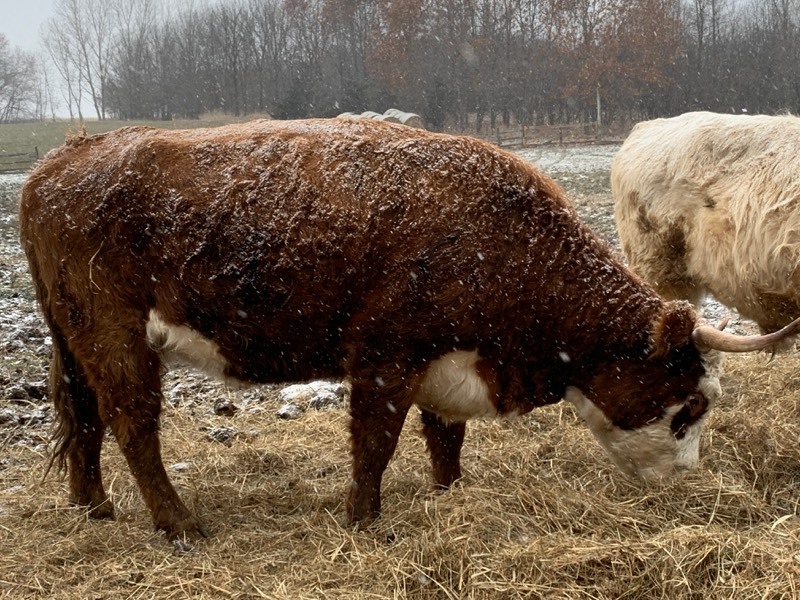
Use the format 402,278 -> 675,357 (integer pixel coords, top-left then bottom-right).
2,352 -> 800,599
1,150 -> 798,597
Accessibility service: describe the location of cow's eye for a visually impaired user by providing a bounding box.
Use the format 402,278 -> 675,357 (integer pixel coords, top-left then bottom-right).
670,393 -> 708,439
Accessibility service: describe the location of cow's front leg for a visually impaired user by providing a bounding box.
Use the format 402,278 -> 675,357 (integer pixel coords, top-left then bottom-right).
346,379 -> 411,524
420,409 -> 466,489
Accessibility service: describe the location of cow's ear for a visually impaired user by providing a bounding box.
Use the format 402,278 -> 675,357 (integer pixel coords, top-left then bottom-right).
649,301 -> 697,358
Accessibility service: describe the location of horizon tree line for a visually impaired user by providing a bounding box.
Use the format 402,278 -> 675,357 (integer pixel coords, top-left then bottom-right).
2,0 -> 800,129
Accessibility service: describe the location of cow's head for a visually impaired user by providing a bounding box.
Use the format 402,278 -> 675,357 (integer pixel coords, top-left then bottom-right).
567,301 -> 800,480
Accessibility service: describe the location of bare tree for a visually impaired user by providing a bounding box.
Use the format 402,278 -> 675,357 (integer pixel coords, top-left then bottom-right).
210,2 -> 248,116
108,0 -> 158,118
736,0 -> 800,112
33,0 -> 800,129
320,0 -> 374,113
0,34 -> 39,122
48,0 -> 115,119
43,20 -> 84,120
31,58 -> 57,121
249,0 -> 290,114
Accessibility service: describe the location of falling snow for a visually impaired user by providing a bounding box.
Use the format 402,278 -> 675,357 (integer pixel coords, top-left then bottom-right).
0,142 -> 755,446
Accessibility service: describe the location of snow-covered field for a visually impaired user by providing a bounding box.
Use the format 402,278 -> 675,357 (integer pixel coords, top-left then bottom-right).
0,173 -> 25,256
516,144 -> 619,174
0,172 -> 51,439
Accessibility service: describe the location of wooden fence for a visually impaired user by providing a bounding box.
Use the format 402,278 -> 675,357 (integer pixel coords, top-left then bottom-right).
469,123 -> 624,149
0,147 -> 39,173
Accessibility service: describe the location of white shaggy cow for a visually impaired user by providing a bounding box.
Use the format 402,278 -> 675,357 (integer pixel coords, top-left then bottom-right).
613,111 -> 800,336
19,118 -> 800,541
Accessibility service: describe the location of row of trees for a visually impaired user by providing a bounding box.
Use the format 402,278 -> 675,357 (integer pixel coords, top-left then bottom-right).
6,0 -> 800,128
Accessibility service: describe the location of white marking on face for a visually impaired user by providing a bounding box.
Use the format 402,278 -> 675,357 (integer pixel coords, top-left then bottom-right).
565,383 -> 712,480
414,350 -> 496,422
145,309 -> 231,381
698,351 -> 724,400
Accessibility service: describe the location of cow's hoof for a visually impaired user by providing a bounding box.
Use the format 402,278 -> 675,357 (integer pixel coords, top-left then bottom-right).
88,501 -> 115,520
70,495 -> 115,520
344,509 -> 380,530
158,514 -> 210,543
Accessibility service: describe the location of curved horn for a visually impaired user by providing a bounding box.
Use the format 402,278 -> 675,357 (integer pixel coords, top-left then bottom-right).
692,315 -> 800,352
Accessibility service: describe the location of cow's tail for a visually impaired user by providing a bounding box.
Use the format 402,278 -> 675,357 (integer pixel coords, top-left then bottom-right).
26,258 -> 89,481
20,184 -> 91,480
42,316 -> 91,479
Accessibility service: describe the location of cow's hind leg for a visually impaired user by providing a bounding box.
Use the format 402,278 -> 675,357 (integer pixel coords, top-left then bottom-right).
420,409 -> 465,489
49,326 -> 113,519
93,339 -> 208,540
347,379 -> 412,524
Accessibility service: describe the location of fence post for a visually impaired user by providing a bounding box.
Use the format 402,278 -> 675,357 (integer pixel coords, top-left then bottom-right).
596,85 -> 602,143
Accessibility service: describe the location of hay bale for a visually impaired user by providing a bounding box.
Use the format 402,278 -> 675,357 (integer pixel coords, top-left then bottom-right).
384,108 -> 424,128
337,109 -> 425,129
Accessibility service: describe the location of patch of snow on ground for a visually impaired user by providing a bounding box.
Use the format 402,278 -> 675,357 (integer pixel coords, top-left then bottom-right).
515,145 -> 620,174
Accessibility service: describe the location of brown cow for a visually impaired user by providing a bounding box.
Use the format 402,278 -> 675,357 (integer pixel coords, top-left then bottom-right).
18,118 -> 799,541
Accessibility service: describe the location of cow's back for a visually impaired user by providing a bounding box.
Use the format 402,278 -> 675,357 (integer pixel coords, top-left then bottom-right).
20,118 -> 579,383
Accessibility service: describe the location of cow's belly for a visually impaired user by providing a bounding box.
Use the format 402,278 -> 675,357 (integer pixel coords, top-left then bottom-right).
413,350 -> 498,422
146,309 -> 345,383
147,311 -> 498,418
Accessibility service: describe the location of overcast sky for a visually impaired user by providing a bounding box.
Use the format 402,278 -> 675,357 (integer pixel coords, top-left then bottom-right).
2,0 -> 56,54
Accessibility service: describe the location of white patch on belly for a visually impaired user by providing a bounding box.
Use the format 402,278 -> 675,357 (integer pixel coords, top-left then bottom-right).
145,309 -> 230,380
414,350 -> 496,422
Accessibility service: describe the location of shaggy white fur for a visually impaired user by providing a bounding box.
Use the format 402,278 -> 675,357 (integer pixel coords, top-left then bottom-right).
613,111 -> 800,334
